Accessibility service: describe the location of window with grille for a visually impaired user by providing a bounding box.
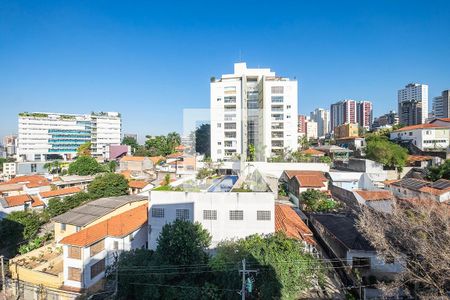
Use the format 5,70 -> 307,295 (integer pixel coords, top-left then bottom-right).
176,209 -> 190,221
68,246 -> 81,259
203,210 -> 217,220
272,96 -> 284,103
257,211 -> 271,221
271,86 -> 284,94
68,267 -> 82,281
229,210 -> 244,220
151,207 -> 164,218
90,258 -> 106,279
90,239 -> 105,257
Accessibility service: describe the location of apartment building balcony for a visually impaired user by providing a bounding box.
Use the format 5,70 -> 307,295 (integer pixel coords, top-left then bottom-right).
224,96 -> 236,104
271,132 -> 284,139
271,141 -> 284,148
224,133 -> 237,139
271,114 -> 284,121
224,123 -> 237,130
271,105 -> 284,112
271,123 -> 284,130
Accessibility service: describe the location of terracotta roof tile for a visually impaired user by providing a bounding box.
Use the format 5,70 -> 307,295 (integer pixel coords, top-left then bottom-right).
166,152 -> 183,159
301,148 -> 325,156
30,195 -> 45,207
394,123 -> 445,132
60,204 -> 148,247
355,190 -> 393,201
407,155 -> 433,163
26,181 -> 50,188
149,156 -> 165,165
120,156 -> 147,162
290,171 -> 327,188
275,204 -> 315,245
8,175 -> 48,184
128,181 -> 148,189
284,170 -> 325,180
3,194 -> 44,208
40,187 -> 81,198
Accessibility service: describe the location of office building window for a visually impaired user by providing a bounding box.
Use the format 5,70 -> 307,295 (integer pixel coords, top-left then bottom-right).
90,258 -> 106,279
229,210 -> 244,220
176,209 -> 190,221
151,208 -> 164,218
257,211 -> 271,221
203,210 -> 217,220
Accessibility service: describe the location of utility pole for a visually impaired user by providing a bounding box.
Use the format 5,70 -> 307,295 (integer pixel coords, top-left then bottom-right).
239,259 -> 258,300
0,256 -> 5,294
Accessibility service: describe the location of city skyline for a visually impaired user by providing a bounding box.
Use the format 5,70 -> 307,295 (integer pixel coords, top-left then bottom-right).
1,1 -> 450,140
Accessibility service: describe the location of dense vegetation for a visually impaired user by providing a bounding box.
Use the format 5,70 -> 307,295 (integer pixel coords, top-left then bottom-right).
68,156 -> 105,175
365,135 -> 408,172
426,159 -> 450,181
145,132 -> 181,156
115,220 -> 324,300
301,190 -> 337,212
195,123 -> 210,157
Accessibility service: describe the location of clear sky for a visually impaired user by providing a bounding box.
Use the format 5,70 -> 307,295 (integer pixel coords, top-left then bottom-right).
1,0 -> 450,142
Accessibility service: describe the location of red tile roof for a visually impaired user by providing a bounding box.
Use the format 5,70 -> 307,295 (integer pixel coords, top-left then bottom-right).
149,156 -> 165,165
40,187 -> 81,198
419,186 -> 450,196
291,171 -> 327,188
166,152 -> 183,159
355,190 -> 393,201
60,204 -> 148,247
301,148 -> 325,156
26,181 -> 50,188
275,204 -> 315,245
393,123 -> 445,132
120,156 -> 147,162
407,155 -> 433,163
431,118 -> 450,123
8,175 -> 48,184
128,181 -> 148,189
3,194 -> 44,208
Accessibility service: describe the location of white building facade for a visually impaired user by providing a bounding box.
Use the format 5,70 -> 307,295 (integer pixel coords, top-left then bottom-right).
148,190 -> 275,249
210,63 -> 298,161
17,112 -> 121,161
310,108 -> 330,137
390,124 -> 449,151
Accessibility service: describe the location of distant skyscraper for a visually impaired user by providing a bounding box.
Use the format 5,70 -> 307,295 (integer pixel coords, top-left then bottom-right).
432,90 -> 450,119
210,63 -> 298,161
330,99 -> 372,132
310,108 -> 330,137
298,115 -> 307,135
398,83 -> 428,125
372,111 -> 399,129
3,135 -> 17,157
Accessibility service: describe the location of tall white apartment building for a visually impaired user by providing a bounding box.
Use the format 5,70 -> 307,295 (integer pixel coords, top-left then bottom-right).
210,63 -> 298,161
432,90 -> 450,119
17,112 -> 121,161
398,83 -> 428,126
310,108 -> 330,137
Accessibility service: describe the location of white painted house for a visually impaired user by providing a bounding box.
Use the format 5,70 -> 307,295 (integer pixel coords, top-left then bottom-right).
390,124 -> 449,151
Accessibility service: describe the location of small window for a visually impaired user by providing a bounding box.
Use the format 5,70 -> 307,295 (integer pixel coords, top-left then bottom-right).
76,226 -> 81,232
176,209 -> 190,221
257,211 -> 271,221
203,210 -> 217,220
217,123 -> 221,128
113,241 -> 119,250
217,97 -> 221,101
151,208 -> 164,218
90,258 -> 106,279
229,210 -> 244,220
60,223 -> 66,231
68,267 -> 82,282
352,257 -> 371,269
286,105 -> 291,109
218,142 -> 221,145
90,239 -> 105,257
68,246 -> 81,259
271,86 -> 284,94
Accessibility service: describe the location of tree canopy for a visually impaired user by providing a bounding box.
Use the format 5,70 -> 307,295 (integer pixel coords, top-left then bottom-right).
300,190 -> 337,212
87,173 -> 129,199
122,136 -> 139,154
426,159 -> 450,181
194,123 -> 210,157
365,135 -> 408,172
145,132 -> 181,156
68,156 -> 105,175
76,141 -> 92,157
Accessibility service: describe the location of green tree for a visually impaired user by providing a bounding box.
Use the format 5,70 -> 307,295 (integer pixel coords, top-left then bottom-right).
195,124 -> 210,157
210,233 -> 325,300
133,145 -> 152,157
247,144 -> 255,161
107,160 -> 118,172
299,135 -> 310,150
365,135 -> 408,172
87,173 -> 129,199
68,156 -> 105,175
427,159 -> 450,181
6,211 -> 44,240
145,132 -> 181,156
301,190 -> 337,212
122,136 -> 139,154
77,141 -> 92,157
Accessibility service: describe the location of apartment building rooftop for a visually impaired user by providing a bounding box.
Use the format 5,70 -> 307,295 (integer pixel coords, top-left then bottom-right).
52,195 -> 146,227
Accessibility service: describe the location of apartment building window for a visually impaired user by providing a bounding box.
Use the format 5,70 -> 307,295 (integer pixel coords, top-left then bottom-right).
224,123 -> 236,130
224,132 -> 236,138
224,141 -> 233,147
68,267 -> 82,282
68,246 -> 81,259
224,86 -> 236,94
217,97 -> 222,102
203,210 -> 217,220
151,208 -> 164,218
286,105 -> 291,109
91,258 -> 106,279
224,96 -> 236,103
217,142 -> 221,145
257,211 -> 271,221
60,223 -> 66,231
90,239 -> 105,257
272,96 -> 284,103
113,241 -> 119,250
176,209 -> 190,221
271,86 -> 284,94
217,149 -> 222,154
217,123 -> 222,128
31,163 -> 37,173
229,210 -> 244,220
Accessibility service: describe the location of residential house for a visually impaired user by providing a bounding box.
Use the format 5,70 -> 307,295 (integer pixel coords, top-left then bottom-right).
60,204 -> 148,292
128,180 -> 152,195
314,145 -> 352,160
353,190 -> 394,213
386,178 -> 450,203
119,156 -> 154,179
52,195 -> 147,242
51,175 -> 95,190
0,194 -> 44,218
39,187 -> 82,205
429,117 -> 450,128
390,124 -> 449,151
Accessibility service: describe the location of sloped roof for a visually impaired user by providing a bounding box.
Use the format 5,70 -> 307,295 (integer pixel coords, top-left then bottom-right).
301,148 -> 325,156
355,189 -> 393,201
128,181 -> 148,189
60,204 -> 148,247
40,187 -> 81,198
149,156 -> 165,165
8,175 -> 48,184
275,204 -> 315,245
3,194 -> 44,208
393,123 -> 445,132
407,155 -> 433,163
294,171 -> 327,188
166,152 -> 183,159
120,156 -> 147,162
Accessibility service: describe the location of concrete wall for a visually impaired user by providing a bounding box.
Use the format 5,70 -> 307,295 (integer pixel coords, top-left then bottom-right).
247,162 -> 330,178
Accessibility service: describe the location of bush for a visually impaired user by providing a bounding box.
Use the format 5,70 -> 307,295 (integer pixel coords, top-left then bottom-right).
301,190 -> 337,212
68,156 -> 105,175
88,173 -> 129,199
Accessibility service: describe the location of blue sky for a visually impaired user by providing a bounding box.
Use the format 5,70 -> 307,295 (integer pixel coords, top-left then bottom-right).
1,0 -> 450,142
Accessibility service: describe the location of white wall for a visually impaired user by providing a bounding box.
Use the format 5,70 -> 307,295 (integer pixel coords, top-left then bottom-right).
148,191 -> 275,249
390,128 -> 449,151
347,250 -> 403,274
247,162 -> 330,178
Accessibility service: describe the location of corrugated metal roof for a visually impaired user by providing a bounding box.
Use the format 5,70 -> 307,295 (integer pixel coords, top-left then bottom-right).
52,195 -> 146,226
